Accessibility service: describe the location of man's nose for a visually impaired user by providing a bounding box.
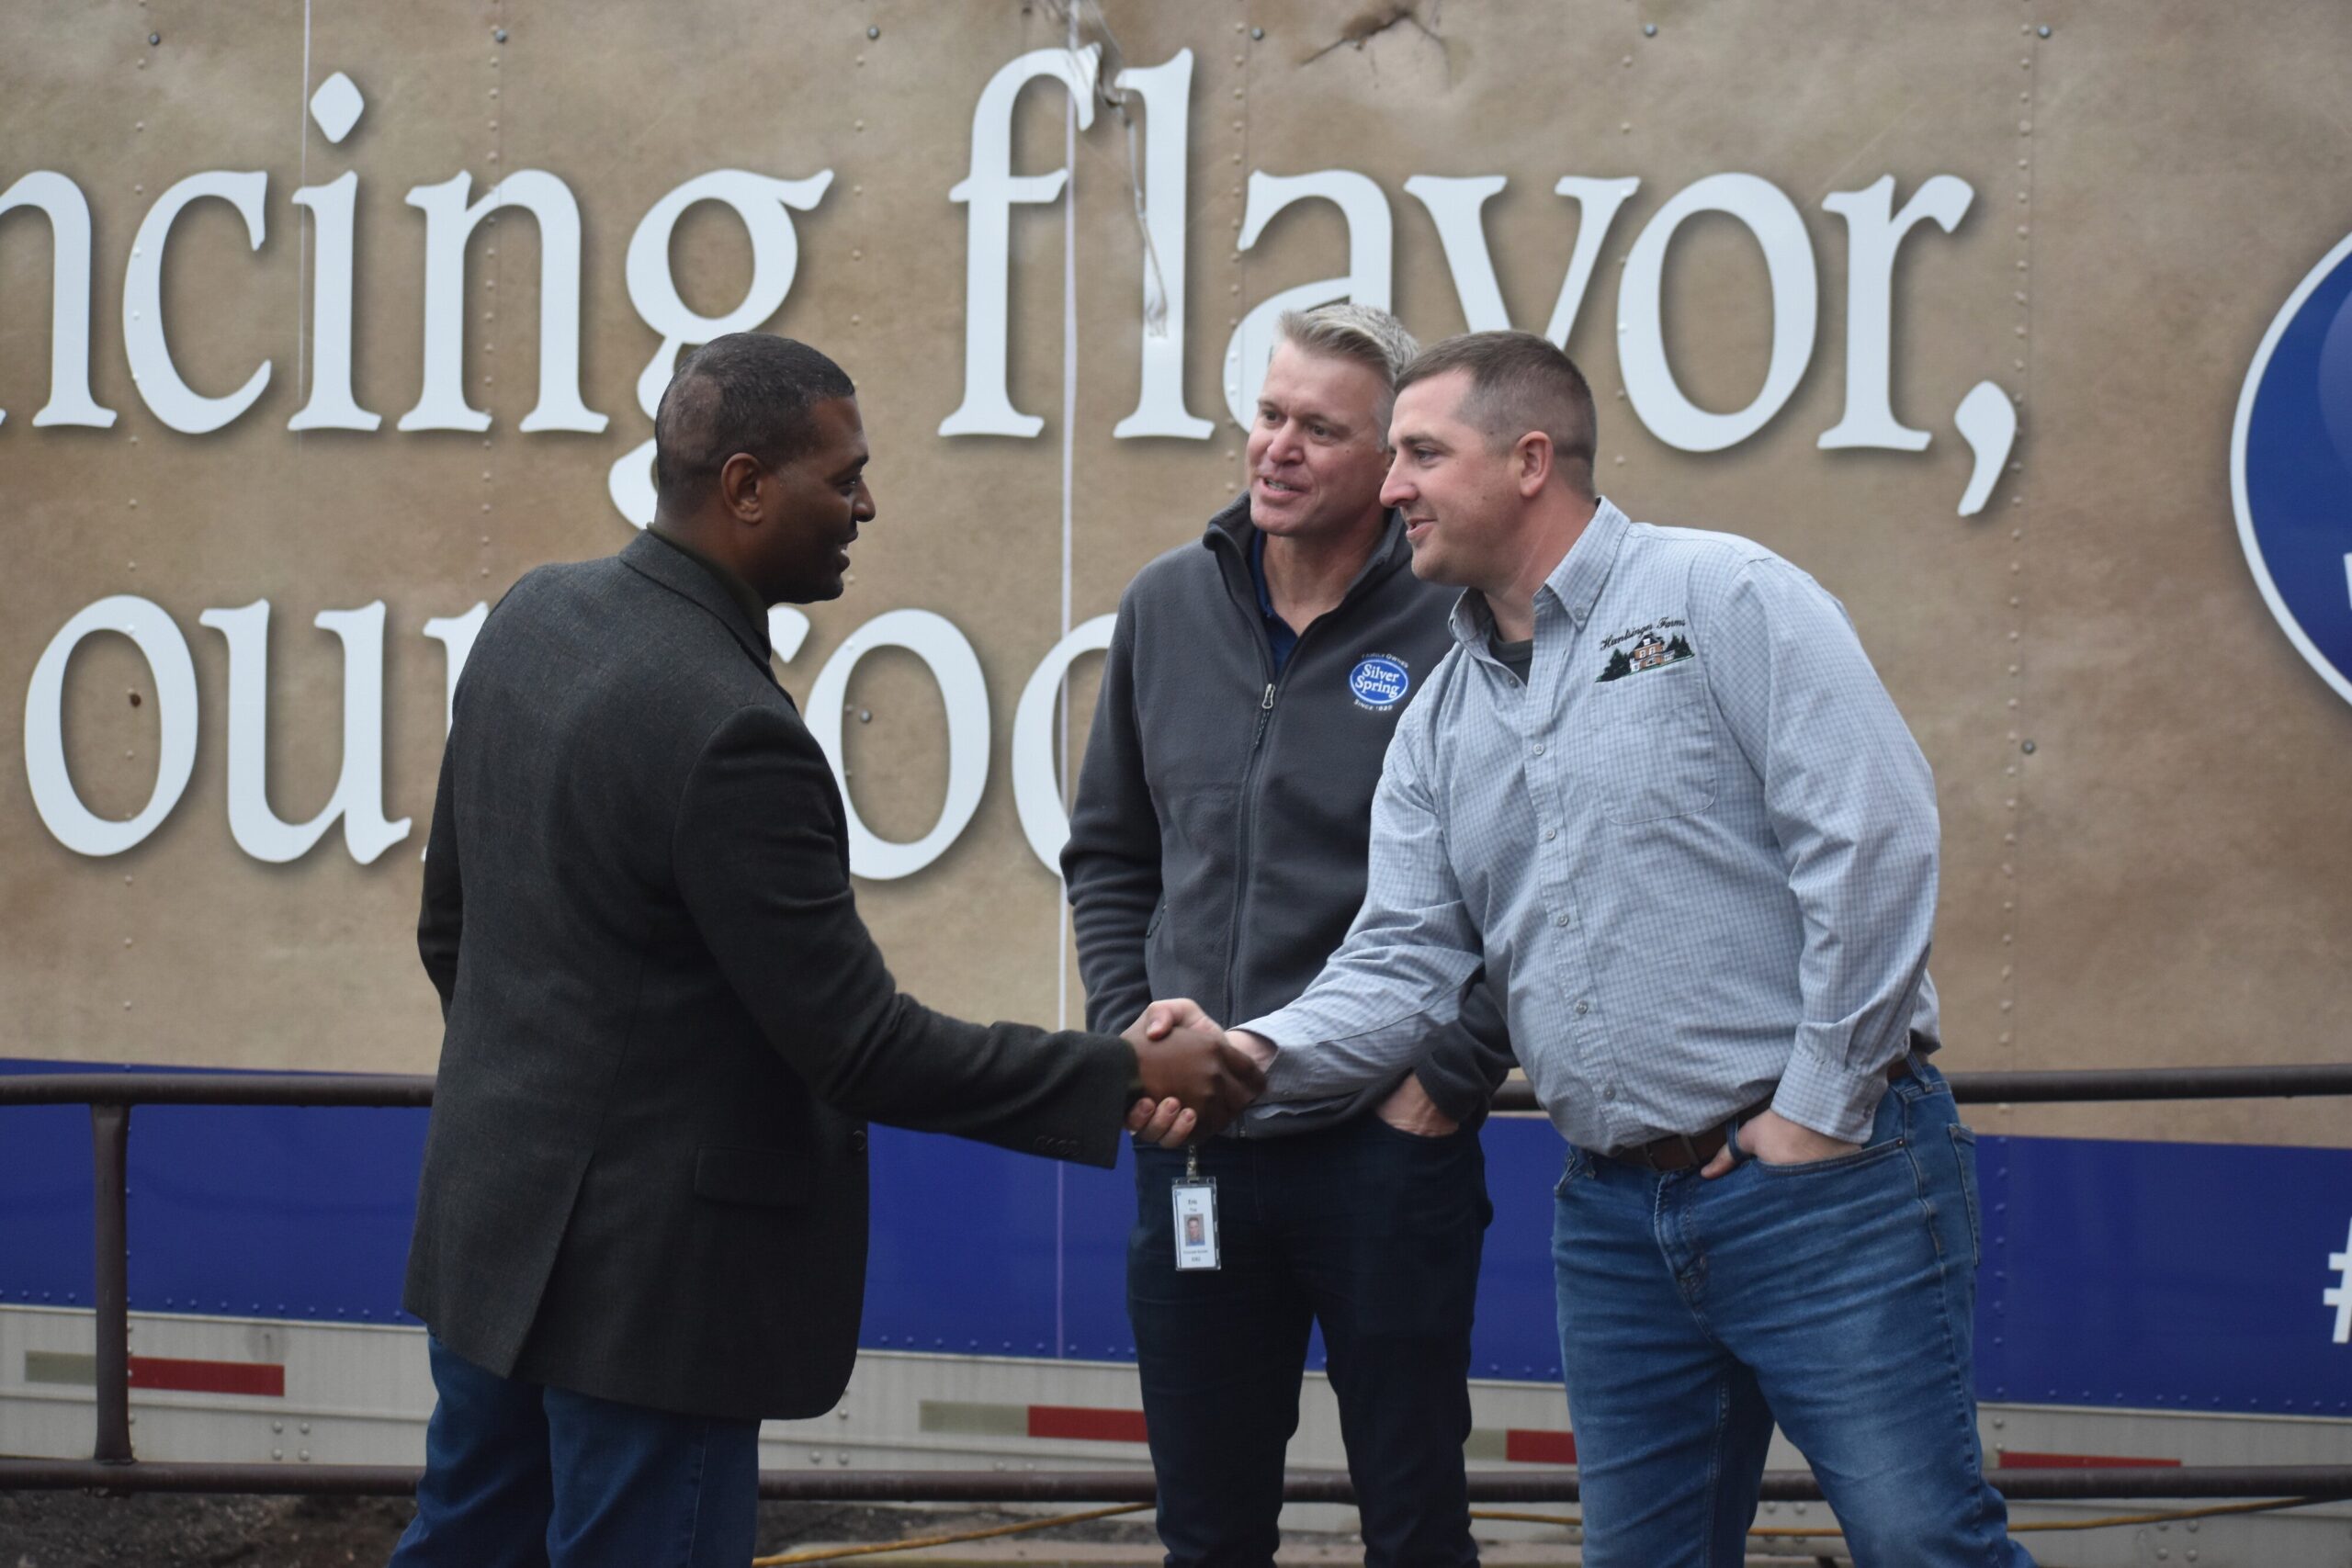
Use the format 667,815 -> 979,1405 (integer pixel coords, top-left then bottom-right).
1379,456 -> 1411,508
1264,420 -> 1305,461
855,483 -> 876,520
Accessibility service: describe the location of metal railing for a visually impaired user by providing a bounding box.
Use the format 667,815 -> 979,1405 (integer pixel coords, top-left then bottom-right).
4,1062 -> 2351,1505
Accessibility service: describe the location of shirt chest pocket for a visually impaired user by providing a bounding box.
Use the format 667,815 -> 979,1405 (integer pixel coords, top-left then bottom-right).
1575,663 -> 1717,825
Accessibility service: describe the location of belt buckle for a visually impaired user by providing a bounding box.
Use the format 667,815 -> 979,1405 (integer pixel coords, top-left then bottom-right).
1673,1132 -> 1703,1170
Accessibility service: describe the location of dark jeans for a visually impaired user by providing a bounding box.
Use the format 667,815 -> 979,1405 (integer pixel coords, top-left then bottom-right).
1129,1115 -> 1492,1568
1553,1063 -> 2034,1568
388,1336 -> 760,1568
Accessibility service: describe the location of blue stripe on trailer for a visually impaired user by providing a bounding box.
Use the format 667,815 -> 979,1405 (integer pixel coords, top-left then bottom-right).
0,1059 -> 424,1322
3,1059 -> 2348,1417
1979,1132 -> 2352,1417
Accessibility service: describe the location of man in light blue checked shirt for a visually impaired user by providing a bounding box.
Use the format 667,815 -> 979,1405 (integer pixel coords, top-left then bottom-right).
1210,333 -> 2034,1566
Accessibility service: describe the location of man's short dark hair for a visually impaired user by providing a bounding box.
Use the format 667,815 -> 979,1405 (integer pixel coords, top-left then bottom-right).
1395,332 -> 1597,496
653,333 -> 856,510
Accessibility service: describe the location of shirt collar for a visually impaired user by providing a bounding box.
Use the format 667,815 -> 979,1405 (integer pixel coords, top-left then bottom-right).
1544,495 -> 1632,627
1446,587 -> 1497,650
1446,495 -> 1633,652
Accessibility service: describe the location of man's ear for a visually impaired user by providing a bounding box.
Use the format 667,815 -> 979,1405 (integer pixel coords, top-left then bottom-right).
718,452 -> 767,522
1515,432 -> 1555,498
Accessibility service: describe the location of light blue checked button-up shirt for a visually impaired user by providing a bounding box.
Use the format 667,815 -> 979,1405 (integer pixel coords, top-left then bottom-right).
1239,498 -> 1940,1150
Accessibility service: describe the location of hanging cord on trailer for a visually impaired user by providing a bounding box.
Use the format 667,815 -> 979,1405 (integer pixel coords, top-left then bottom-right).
750,1493 -> 2329,1564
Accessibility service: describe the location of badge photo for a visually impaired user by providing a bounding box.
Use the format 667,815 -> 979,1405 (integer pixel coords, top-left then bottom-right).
1171,1179 -> 1220,1271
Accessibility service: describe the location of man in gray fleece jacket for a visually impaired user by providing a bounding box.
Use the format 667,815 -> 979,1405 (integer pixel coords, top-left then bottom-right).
1064,305 -> 1514,1568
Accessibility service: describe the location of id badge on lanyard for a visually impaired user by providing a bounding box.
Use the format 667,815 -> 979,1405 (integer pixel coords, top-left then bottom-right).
1171,1143 -> 1219,1271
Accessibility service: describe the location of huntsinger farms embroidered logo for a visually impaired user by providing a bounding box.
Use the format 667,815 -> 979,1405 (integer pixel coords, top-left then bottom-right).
1597,618 -> 1694,682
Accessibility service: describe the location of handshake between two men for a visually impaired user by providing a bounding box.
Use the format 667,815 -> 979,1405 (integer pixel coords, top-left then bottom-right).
1116,998 -> 1279,1143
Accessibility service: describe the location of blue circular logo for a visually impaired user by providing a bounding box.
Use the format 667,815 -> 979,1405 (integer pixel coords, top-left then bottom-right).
1349,655 -> 1410,708
2234,232 -> 2352,707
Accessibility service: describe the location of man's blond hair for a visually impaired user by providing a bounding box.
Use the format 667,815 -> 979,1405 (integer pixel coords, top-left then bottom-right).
1274,304 -> 1420,449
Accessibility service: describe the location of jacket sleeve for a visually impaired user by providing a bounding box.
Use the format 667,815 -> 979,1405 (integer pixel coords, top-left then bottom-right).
674,702 -> 1136,1166
1409,969 -> 1516,1126
1059,595 -> 1159,1037
416,730 -> 463,1021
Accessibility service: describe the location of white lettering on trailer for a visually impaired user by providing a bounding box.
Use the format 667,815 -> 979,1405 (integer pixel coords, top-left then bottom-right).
123,171 -> 273,434
22,597 -> 1118,875
940,46 -> 1102,438
805,610 -> 990,882
197,602 -> 410,865
1221,168 -> 1393,431
400,170 -> 605,436
0,171 -> 115,428
0,59 -> 2010,513
1108,51 -> 1214,442
2327,1219 -> 2352,1344
23,597 -> 197,856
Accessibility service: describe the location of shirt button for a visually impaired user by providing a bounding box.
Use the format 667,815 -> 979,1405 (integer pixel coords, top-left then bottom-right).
1532,743 -> 1545,756
1603,1084 -> 1618,1101
1543,828 -> 1557,841
1554,913 -> 1571,928
1575,998 -> 1590,1015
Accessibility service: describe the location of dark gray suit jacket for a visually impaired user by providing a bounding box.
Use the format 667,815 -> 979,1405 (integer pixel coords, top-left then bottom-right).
407,531 -> 1132,1420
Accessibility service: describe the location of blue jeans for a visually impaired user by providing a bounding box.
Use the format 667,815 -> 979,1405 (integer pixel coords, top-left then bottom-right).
389,1336 -> 760,1568
1552,1064 -> 2033,1568
1129,1116 -> 1490,1568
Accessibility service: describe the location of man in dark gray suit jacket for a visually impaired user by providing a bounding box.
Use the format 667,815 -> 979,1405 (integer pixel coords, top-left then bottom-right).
390,333 -> 1261,1568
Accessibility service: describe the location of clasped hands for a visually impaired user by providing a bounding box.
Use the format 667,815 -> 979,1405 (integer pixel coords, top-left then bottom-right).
1115,1002 -> 1860,1163
1115,1005 -> 1459,1144
1117,1000 -> 1276,1144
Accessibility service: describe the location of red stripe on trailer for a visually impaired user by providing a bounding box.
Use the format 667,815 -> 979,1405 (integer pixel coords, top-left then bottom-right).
1027,1404 -> 1149,1443
127,1356 -> 285,1397
1996,1450 -> 2179,1470
1505,1427 -> 1577,1464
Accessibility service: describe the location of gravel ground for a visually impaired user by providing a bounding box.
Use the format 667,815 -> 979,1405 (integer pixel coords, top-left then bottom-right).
0,1494 -> 1169,1568
0,1494 -> 1852,1565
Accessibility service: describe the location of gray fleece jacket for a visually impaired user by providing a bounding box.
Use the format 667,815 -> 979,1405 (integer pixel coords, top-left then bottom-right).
1063,497 -> 1514,1135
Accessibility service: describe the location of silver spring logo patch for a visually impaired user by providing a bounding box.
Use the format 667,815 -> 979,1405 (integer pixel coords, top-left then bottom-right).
1349,655 -> 1411,709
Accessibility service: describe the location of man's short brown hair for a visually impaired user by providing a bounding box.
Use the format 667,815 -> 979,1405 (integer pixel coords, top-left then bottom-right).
1395,332 -> 1597,496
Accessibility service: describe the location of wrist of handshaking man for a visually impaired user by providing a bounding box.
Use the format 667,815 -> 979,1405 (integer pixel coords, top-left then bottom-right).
1118,1000 -> 1269,1145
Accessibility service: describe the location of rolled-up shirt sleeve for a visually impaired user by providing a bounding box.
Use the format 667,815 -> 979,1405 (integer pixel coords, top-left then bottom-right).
1697,555 -> 1938,1143
1239,705 -> 1488,1099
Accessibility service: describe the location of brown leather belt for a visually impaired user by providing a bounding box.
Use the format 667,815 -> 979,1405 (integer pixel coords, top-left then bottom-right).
1602,1055 -> 1913,1173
